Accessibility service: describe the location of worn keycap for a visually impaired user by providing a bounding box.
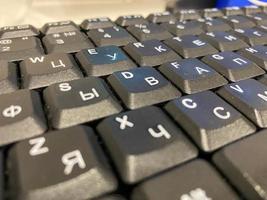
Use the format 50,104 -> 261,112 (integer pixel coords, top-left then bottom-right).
20,53 -> 83,89
108,67 -> 180,109
132,159 -> 240,200
214,129 -> 267,200
0,24 -> 39,39
81,17 -> 114,30
221,15 -> 255,29
165,91 -> 255,151
0,61 -> 18,94
41,20 -> 79,34
76,46 -> 136,76
97,106 -> 197,183
124,39 -> 179,67
164,35 -> 218,58
43,77 -> 122,129
0,36 -> 44,61
231,28 -> 267,46
159,58 -> 227,94
0,89 -> 47,146
147,11 -> 175,23
116,15 -> 148,27
218,79 -> 267,128
200,31 -> 249,51
202,51 -> 264,82
88,26 -> 136,47
223,7 -> 244,16
42,31 -> 94,53
8,126 -> 117,200
175,9 -> 201,21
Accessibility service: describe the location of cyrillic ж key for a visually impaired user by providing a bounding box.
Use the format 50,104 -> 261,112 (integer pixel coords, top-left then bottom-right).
165,91 -> 255,152
8,126 -> 117,200
0,90 -> 47,146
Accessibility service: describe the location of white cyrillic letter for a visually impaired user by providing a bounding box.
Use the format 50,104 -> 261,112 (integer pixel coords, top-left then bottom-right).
61,150 -> 86,175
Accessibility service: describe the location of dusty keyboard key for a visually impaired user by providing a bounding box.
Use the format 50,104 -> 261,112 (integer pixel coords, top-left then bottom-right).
20,53 -> 83,89
8,126 -> 117,200
0,89 -> 47,146
0,61 -> 18,94
124,39 -> 179,66
0,24 -> 39,39
76,46 -> 136,76
147,11 -> 175,23
202,51 -> 264,82
165,91 -> 256,151
218,79 -> 267,128
159,58 -> 227,94
43,77 -> 122,129
175,9 -> 201,21
132,159 -> 240,200
97,106 -> 197,183
41,20 -> 79,34
108,67 -> 180,109
81,17 -> 114,30
116,15 -> 148,27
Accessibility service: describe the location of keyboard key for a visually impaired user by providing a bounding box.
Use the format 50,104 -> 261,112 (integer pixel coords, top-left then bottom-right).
0,24 -> 39,39
222,15 -> 255,29
132,160 -> 240,200
231,28 -> 267,46
164,35 -> 218,58
223,7 -> 244,16
165,91 -> 255,151
20,53 -> 83,89
43,77 -> 122,129
108,67 -> 180,109
201,8 -> 224,18
127,23 -> 172,41
0,36 -> 44,62
161,20 -> 203,37
159,58 -> 227,94
116,15 -> 148,27
0,61 -> 18,94
202,51 -> 264,82
242,5 -> 262,15
147,11 -> 175,23
41,20 -> 79,34
8,126 -> 117,200
124,39 -> 179,66
218,79 -> 267,128
238,45 -> 267,70
88,26 -> 136,47
200,31 -> 248,51
97,106 -> 197,183
42,31 -> 94,53
80,17 -> 114,30
0,89 -> 47,146
202,18 -> 232,32
175,9 -> 201,21
76,46 -> 136,76
248,13 -> 267,26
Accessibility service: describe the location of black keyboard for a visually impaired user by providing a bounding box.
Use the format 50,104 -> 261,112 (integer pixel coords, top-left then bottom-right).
1,5 -> 267,200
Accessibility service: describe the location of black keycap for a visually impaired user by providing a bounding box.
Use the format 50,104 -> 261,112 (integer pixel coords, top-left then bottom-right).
161,20 -> 203,37
214,129 -> 267,200
8,126 -> 117,200
97,106 -> 197,183
41,20 -> 79,34
218,79 -> 267,128
0,36 -> 44,61
132,160 -> 240,200
221,15 -> 255,29
175,9 -> 201,21
76,46 -> 136,76
116,15 -> 148,27
248,13 -> 267,26
165,91 -> 255,151
164,35 -> 218,58
124,39 -> 179,67
159,58 -> 227,94
0,61 -> 18,94
87,26 -> 136,47
20,53 -> 83,89
238,45 -> 267,70
108,67 -> 180,109
0,89 -> 47,146
96,195 -> 126,200
0,24 -> 39,39
202,51 -> 264,82
80,17 -> 114,30
201,8 -> 224,18
242,5 -> 262,15
127,23 -> 172,41
200,31 -> 248,51
42,31 -> 94,53
202,18 -> 232,32
223,7 -> 244,16
43,77 -> 122,129
231,27 -> 267,46
147,11 -> 175,23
